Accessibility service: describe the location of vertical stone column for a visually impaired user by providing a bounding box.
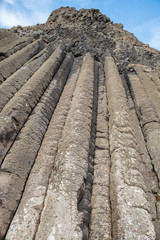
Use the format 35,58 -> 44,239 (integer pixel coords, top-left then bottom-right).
89,65 -> 111,240
5,57 -> 82,240
128,73 -> 160,184
105,56 -> 155,240
35,53 -> 95,240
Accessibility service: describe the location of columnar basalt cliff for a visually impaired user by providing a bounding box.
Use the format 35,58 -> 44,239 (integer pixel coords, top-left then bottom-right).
0,6 -> 160,240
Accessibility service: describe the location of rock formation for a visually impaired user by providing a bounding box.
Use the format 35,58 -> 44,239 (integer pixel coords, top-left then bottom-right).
0,6 -> 160,240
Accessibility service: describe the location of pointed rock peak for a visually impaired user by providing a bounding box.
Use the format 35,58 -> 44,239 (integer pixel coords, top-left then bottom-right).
46,7 -> 110,25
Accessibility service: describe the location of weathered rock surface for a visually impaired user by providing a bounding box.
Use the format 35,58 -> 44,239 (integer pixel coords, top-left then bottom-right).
0,6 -> 160,240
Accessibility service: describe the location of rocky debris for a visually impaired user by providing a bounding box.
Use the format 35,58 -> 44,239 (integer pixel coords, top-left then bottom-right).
10,7 -> 160,68
0,6 -> 160,240
47,7 -> 110,25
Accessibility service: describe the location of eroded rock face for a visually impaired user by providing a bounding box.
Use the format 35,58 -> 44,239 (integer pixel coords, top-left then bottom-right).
0,6 -> 160,240
47,7 -> 110,25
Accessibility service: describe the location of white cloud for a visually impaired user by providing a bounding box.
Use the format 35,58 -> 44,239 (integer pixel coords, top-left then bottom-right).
0,5 -> 32,27
0,0 -> 54,27
3,0 -> 14,5
20,0 -> 59,25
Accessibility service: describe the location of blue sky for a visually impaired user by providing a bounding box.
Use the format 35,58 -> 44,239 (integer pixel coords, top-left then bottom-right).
0,0 -> 160,50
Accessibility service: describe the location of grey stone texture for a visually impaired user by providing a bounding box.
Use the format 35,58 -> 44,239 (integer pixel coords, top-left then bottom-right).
0,52 -> 73,239
35,53 -> 95,240
0,43 -> 56,112
89,65 -> 111,240
5,57 -> 81,240
0,6 -> 160,240
0,30 -> 31,61
105,56 -> 155,240
0,45 -> 65,165
0,39 -> 44,84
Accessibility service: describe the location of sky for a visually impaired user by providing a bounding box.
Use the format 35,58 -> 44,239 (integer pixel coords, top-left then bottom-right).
0,0 -> 160,50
